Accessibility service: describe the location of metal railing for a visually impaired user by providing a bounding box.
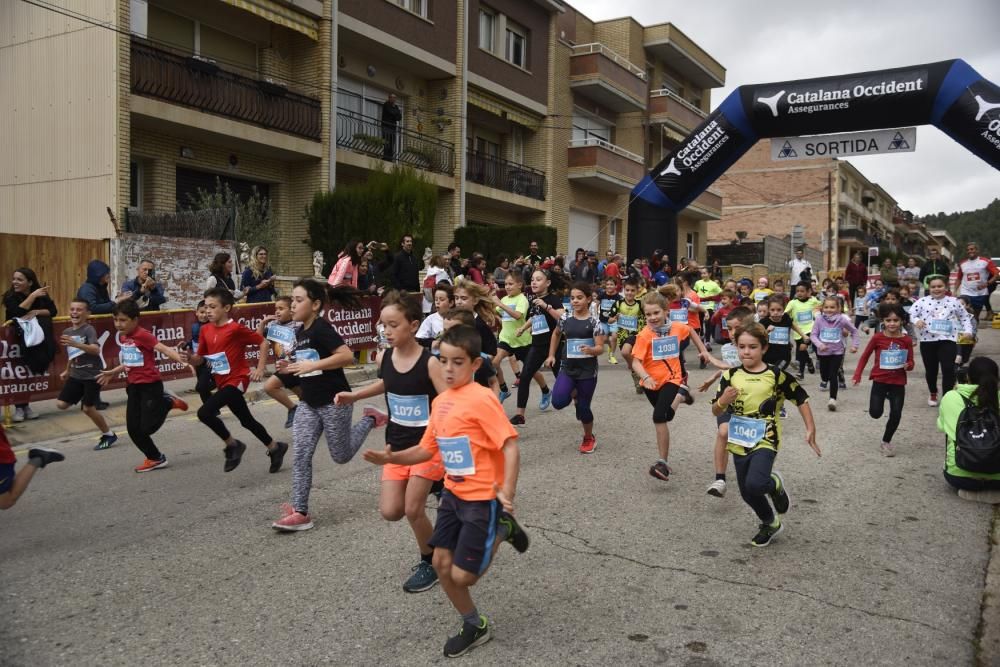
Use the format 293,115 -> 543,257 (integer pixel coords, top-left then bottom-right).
465,151 -> 545,200
571,43 -> 646,80
568,137 -> 644,163
335,109 -> 455,176
649,88 -> 708,118
131,40 -> 321,140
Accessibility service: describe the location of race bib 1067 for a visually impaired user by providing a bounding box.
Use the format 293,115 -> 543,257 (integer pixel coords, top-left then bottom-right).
879,348 -> 907,370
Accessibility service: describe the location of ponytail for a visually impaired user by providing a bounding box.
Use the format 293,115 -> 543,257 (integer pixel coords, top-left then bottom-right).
294,278 -> 363,311
968,356 -> 1000,415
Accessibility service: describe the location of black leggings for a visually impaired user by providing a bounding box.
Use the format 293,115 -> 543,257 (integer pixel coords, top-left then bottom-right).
920,340 -> 957,394
198,385 -> 273,446
643,383 -> 680,424
795,341 -> 814,371
734,448 -> 777,524
818,355 -> 843,399
195,364 -> 216,404
516,345 -> 557,409
126,381 -> 172,460
869,382 -> 905,443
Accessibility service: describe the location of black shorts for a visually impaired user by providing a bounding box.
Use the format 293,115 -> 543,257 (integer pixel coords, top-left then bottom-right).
643,383 -> 681,424
716,411 -> 732,427
474,355 -> 497,388
58,377 -> 100,407
497,341 -> 529,362
623,334 -> 637,348
276,372 -> 301,390
429,491 -> 501,575
0,462 -> 14,494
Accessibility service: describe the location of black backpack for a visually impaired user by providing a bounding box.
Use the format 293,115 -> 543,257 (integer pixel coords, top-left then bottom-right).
954,397 -> 1000,474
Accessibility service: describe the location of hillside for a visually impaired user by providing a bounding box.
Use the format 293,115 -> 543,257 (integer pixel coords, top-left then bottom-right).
918,198 -> 1000,256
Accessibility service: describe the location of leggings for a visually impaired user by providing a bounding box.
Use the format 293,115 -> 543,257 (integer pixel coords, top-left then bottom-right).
642,383 -> 681,424
198,385 -> 273,446
195,364 -> 216,404
869,382 -> 905,443
126,381 -> 172,460
944,471 -> 1000,492
291,402 -> 374,514
516,346 -> 558,409
764,346 -> 791,370
734,447 -> 777,524
818,355 -> 844,399
854,314 -> 867,329
795,341 -> 814,371
551,373 -> 598,423
959,343 -> 974,365
920,340 -> 957,394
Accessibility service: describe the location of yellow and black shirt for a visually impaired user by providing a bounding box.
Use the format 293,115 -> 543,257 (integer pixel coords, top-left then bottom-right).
713,365 -> 809,456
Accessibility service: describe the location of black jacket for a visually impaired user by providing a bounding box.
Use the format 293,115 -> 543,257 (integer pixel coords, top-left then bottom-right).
920,258 -> 951,284
391,250 -> 419,292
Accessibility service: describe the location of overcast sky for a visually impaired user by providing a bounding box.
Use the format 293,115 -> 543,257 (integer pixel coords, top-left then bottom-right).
571,0 -> 1000,216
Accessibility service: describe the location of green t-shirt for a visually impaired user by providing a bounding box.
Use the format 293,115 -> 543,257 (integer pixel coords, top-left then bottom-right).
694,279 -> 722,311
785,297 -> 821,338
714,365 -> 809,456
938,385 -> 1000,480
497,294 -> 532,348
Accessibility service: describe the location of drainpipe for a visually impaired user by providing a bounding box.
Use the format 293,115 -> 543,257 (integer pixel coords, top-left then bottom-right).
329,0 -> 338,190
457,0 -> 469,228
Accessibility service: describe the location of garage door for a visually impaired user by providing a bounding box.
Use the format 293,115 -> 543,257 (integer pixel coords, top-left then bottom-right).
568,209 -> 600,255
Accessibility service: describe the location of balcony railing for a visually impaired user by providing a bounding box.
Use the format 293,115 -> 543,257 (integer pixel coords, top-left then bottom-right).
571,43 -> 646,79
568,137 -> 643,163
336,109 -> 455,176
130,39 -> 321,140
465,152 -> 545,200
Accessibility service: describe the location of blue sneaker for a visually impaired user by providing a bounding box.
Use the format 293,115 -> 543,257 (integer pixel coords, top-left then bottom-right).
539,391 -> 552,411
498,389 -> 511,403
94,432 -> 118,451
402,560 -> 438,593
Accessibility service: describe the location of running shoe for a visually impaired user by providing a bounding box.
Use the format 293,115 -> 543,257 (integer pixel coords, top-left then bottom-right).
443,615 -> 491,658
880,440 -> 896,457
23,406 -> 38,420
223,440 -> 247,473
134,455 -> 168,473
779,406 -> 787,418
498,389 -> 511,403
284,405 -> 297,429
751,519 -> 784,547
838,379 -> 847,390
12,406 -> 24,422
363,406 -> 389,428
498,511 -> 530,553
509,414 -> 525,427
928,393 -> 939,407
579,435 -> 597,454
699,358 -> 707,370
608,354 -> 618,365
94,433 -> 118,451
679,386 -> 694,406
268,441 -> 289,474
28,447 -> 65,468
827,398 -> 837,412
271,505 -> 313,532
166,394 -> 188,411
429,478 -> 445,500
797,370 -> 805,380
402,561 -> 438,593
649,461 -> 671,481
769,471 -> 790,514
819,381 -> 829,392
706,479 -> 727,497
807,361 -> 816,374
539,391 -> 552,411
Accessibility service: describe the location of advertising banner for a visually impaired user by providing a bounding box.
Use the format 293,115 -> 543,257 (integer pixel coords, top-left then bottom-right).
770,127 -> 916,161
1,298 -> 381,406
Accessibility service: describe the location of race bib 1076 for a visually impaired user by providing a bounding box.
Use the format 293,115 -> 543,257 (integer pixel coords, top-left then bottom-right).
387,393 -> 430,427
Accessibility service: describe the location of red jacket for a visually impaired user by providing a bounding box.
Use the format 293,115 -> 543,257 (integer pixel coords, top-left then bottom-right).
845,261 -> 868,286
853,332 -> 914,386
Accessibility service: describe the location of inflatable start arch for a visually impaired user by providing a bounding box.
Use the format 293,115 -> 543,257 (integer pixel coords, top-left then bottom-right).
633,59 -> 1000,214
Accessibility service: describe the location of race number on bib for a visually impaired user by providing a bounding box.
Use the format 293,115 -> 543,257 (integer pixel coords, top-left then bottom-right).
387,393 -> 430,427
266,323 -> 296,347
531,314 -> 550,335
294,348 -> 322,377
721,343 -> 739,368
204,352 -> 231,375
768,327 -> 790,345
601,299 -> 614,312
500,309 -> 515,321
929,319 -> 954,335
438,436 -> 475,476
879,349 -> 907,370
796,311 -> 814,324
120,344 -> 144,368
651,335 -> 679,360
669,309 -> 688,323
728,415 -> 767,449
567,338 -> 595,359
617,314 -> 638,331
754,292 -> 768,302
819,327 -> 841,343
66,335 -> 85,360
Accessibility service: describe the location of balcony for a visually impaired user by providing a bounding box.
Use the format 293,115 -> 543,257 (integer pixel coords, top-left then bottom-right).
569,43 -> 647,113
130,40 -> 321,141
649,89 -> 707,133
465,152 -> 545,201
335,109 -> 454,176
567,137 -> 645,194
643,23 -> 726,89
685,188 -> 723,220
837,226 -> 868,246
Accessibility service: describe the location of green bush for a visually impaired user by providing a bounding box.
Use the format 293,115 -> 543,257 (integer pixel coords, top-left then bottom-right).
453,224 -> 556,266
307,165 -> 436,275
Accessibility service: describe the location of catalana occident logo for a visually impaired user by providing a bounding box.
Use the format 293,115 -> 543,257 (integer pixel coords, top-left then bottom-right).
659,115 -> 732,177
975,93 -> 1000,151
755,70 -> 928,117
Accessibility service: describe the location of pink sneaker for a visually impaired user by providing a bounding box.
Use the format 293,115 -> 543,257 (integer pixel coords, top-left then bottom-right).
363,406 -> 389,428
272,506 -> 314,532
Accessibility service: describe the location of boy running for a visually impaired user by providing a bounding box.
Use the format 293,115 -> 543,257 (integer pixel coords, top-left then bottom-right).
0,423 -> 63,509
57,299 -> 117,450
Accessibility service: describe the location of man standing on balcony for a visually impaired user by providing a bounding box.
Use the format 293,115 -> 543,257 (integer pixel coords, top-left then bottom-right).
390,235 -> 420,294
381,94 -> 402,162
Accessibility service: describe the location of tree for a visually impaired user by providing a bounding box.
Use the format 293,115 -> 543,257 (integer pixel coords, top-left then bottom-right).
186,179 -> 278,270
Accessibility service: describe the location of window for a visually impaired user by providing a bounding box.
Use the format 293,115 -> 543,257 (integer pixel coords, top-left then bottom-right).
572,112 -> 611,143
147,5 -> 194,52
479,9 -> 495,52
686,232 -> 697,260
395,0 -> 427,18
660,75 -> 682,96
608,219 -> 619,253
505,22 -> 526,68
509,126 -> 524,163
476,137 -> 500,157
338,77 -> 403,122
200,24 -> 256,72
146,6 -> 257,72
129,161 -> 143,210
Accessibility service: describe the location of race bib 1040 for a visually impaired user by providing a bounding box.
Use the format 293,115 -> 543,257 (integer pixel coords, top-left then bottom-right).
728,415 -> 767,449
438,435 -> 475,476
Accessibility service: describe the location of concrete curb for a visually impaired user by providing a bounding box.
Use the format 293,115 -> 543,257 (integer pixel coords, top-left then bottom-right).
5,365 -> 380,450
979,507 -> 1000,666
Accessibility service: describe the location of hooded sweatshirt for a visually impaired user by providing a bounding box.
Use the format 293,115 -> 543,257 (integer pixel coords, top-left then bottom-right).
76,260 -> 113,314
938,384 -> 1000,480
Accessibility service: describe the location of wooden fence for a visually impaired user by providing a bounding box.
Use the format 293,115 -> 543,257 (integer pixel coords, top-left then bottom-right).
0,233 -> 110,315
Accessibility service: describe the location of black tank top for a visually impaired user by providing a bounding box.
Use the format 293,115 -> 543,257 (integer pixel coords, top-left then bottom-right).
381,347 -> 437,450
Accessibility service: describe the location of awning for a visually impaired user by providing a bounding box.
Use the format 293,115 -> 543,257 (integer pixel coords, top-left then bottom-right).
468,87 -> 542,130
219,0 -> 319,40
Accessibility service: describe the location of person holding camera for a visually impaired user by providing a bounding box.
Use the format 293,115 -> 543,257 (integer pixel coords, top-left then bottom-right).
788,247 -> 813,288
241,246 -> 277,303
119,259 -> 166,311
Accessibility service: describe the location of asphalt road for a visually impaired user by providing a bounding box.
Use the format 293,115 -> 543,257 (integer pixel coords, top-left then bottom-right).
3,331 -> 997,666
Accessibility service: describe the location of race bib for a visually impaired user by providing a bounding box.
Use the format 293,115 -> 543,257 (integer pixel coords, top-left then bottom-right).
669,309 -> 688,323
500,308 -> 515,321
768,327 -> 790,345
387,393 -> 430,427
651,335 -> 679,360
754,292 -> 768,302
294,348 -> 322,377
531,314 -> 550,335
796,310 -> 813,324
728,415 -> 767,449
929,319 -> 954,335
66,335 -> 85,360
120,344 -> 144,368
879,349 -> 907,370
721,343 -> 739,368
438,436 -> 475,476
266,323 -> 296,347
617,314 -> 638,331
819,327 -> 841,343
965,271 -> 981,283
601,298 -> 614,312
567,338 -> 595,359
204,351 -> 231,375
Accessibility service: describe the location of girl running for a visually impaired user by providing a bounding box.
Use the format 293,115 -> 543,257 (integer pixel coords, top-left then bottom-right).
910,275 -> 976,406
492,273 -> 544,403
808,296 -> 860,411
335,292 -> 448,592
417,283 -> 453,348
545,282 -> 607,454
762,296 -> 805,372
852,303 -> 914,457
187,288 -> 288,474
271,280 -> 387,532
453,279 -> 500,395
712,323 -> 820,547
510,270 -> 565,426
252,296 -> 303,430
853,286 -> 869,329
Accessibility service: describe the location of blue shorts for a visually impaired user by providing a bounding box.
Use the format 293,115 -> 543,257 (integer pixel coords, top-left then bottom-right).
0,462 -> 15,494
967,295 -> 988,310
429,491 -> 500,575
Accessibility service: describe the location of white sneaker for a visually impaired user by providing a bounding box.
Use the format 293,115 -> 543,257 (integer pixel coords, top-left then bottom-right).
827,398 -> 837,412
12,406 -> 25,422
928,393 -> 939,407
23,406 -> 38,420
880,441 -> 896,457
706,479 -> 727,497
